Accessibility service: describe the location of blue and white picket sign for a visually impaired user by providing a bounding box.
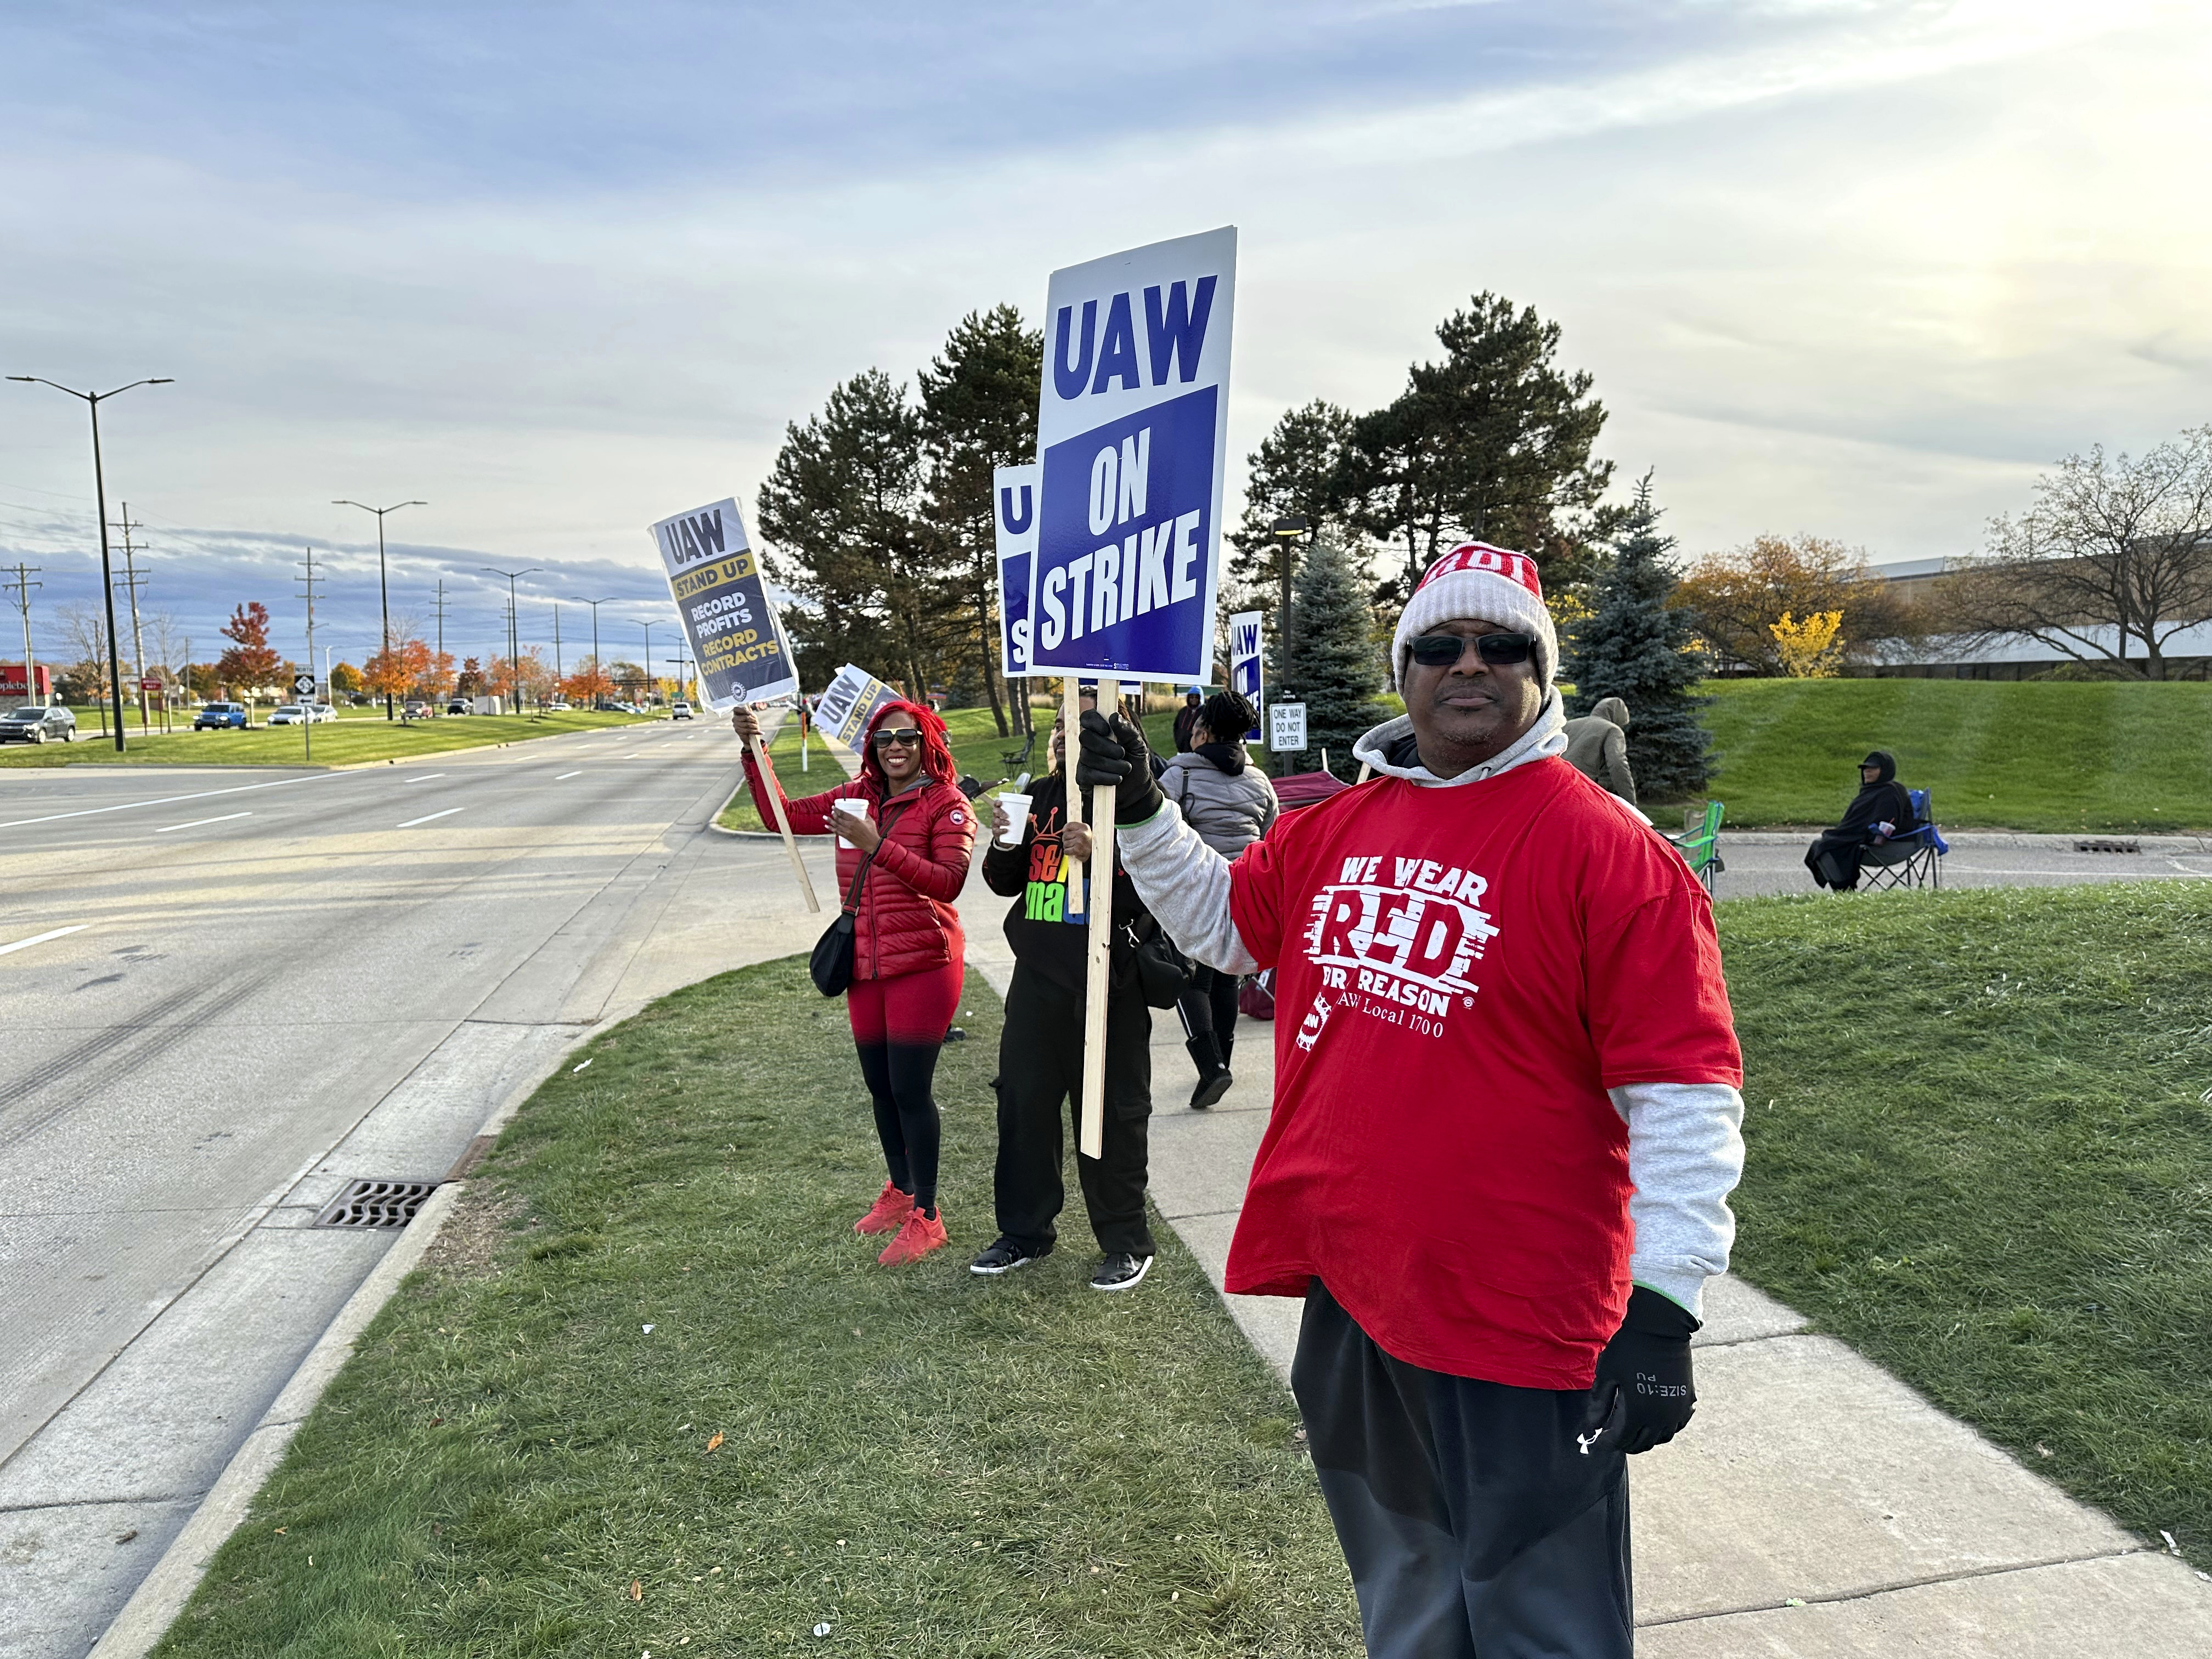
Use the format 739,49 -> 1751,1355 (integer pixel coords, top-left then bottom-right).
1026,227 -> 1236,684
650,498 -> 799,712
1227,609 -> 1264,740
994,464 -> 1040,678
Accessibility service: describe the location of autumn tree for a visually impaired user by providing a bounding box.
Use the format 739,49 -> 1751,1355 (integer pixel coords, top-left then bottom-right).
1673,535 -> 1920,675
329,661 -> 364,696
216,602 -> 282,696
1937,428 -> 2212,679
364,637 -> 433,702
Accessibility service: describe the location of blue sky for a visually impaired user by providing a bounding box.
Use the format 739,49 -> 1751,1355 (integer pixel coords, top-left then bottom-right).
3,0 -> 2207,672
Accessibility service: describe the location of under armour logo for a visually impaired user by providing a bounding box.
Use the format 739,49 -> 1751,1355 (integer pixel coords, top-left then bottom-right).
1576,1428 -> 1604,1457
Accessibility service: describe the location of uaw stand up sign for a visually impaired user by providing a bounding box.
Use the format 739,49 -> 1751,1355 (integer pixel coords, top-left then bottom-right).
1026,226 -> 1237,1160
650,495 -> 816,912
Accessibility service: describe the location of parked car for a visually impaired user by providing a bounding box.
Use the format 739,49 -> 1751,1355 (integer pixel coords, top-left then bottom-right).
0,705 -> 77,744
670,700 -> 693,720
269,703 -> 338,725
445,700 -> 471,715
194,702 -> 250,730
403,699 -> 432,719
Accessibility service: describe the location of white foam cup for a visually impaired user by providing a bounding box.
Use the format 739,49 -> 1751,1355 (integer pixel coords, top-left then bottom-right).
996,793 -> 1032,847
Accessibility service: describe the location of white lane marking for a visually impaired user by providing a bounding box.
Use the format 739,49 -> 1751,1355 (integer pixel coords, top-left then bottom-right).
397,807 -> 465,828
155,811 -> 252,834
0,923 -> 89,958
406,773 -> 446,782
0,770 -> 347,831
555,771 -> 582,780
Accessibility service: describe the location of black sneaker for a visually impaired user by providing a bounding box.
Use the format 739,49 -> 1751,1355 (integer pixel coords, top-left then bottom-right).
1089,1252 -> 1154,1292
969,1237 -> 1048,1276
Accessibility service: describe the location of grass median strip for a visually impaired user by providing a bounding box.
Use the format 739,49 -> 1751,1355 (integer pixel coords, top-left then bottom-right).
159,958 -> 1356,1658
0,708 -> 654,769
1721,881 -> 2212,1567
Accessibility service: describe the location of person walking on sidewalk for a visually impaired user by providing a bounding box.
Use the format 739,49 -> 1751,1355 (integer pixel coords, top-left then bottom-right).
969,708 -> 1159,1291
732,699 -> 975,1266
1159,689 -> 1277,1108
1076,543 -> 1746,1658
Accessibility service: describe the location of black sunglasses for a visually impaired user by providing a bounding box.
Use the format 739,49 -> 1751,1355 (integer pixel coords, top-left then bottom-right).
873,727 -> 923,747
1408,631 -> 1535,668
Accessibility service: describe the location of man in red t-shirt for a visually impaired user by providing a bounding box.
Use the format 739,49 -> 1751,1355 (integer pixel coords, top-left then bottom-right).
1077,543 -> 1745,1657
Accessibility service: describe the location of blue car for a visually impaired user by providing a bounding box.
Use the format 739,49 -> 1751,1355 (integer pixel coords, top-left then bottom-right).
193,701 -> 250,730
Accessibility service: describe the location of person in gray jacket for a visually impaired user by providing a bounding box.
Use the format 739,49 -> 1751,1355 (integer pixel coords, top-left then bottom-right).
1159,690 -> 1277,1107
1561,695 -> 1636,804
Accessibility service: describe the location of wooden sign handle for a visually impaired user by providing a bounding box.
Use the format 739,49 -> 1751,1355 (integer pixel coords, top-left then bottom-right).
750,725 -> 821,913
1078,677 -> 1120,1160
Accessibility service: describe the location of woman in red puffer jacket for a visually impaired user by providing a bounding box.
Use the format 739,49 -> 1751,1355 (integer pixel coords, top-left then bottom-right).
731,697 -> 974,1266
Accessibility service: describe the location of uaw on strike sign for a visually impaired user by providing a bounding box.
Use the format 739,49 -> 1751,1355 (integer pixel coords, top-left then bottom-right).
650,498 -> 798,711
994,464 -> 1039,677
1027,227 -> 1235,684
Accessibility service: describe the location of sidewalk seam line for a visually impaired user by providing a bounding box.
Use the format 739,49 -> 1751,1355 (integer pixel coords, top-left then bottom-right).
1634,1545 -> 2151,1627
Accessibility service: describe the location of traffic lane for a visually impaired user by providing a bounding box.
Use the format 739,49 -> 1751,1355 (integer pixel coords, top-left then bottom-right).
0,743 -> 746,1464
1711,840 -> 2212,899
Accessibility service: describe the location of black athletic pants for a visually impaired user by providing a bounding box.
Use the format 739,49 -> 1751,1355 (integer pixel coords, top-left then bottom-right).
1292,1280 -> 1633,1658
1175,966 -> 1242,1060
993,964 -> 1155,1257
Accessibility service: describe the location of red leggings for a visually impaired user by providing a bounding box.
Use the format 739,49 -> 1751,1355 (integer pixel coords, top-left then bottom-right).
846,960 -> 964,1213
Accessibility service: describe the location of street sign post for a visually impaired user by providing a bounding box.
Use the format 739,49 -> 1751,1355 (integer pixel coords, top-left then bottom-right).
293,673 -> 317,760
1268,701 -> 1307,754
1028,226 -> 1237,1161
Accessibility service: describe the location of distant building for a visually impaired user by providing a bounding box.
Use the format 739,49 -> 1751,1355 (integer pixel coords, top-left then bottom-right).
1859,557 -> 2212,680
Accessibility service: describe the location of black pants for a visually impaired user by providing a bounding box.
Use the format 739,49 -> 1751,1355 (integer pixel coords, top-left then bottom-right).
1175,966 -> 1242,1061
994,964 -> 1155,1257
1292,1280 -> 1632,1659
855,1044 -> 944,1214
1805,832 -> 1863,891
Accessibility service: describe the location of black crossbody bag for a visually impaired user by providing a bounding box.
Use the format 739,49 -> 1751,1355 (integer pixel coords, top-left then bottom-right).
808,800 -> 912,997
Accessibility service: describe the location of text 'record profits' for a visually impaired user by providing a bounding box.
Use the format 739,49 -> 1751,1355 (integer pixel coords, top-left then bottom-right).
651,498 -> 799,710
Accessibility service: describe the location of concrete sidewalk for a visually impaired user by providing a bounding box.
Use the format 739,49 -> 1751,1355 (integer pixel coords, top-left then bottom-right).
951,860 -> 2212,1656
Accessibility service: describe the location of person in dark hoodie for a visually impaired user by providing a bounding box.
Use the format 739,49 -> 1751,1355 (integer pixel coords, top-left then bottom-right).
1159,690 -> 1278,1107
969,700 -> 1159,1291
1804,751 -> 1917,891
1561,696 -> 1637,804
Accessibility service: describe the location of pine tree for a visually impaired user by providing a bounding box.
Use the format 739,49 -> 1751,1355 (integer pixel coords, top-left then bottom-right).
1281,538 -> 1386,778
1561,475 -> 1712,800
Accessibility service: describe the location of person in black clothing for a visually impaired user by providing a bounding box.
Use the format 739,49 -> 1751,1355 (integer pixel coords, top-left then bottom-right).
970,712 -> 1158,1291
1805,750 -> 1917,890
1171,686 -> 1205,753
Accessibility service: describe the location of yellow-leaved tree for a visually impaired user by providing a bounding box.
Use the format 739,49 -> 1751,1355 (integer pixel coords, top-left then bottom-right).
1768,610 -> 1847,678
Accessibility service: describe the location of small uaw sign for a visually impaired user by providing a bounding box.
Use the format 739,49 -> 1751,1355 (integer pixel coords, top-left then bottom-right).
648,498 -> 798,712
814,663 -> 903,748
1268,701 -> 1307,753
1227,610 -> 1263,739
994,464 -> 1039,677
1027,227 -> 1237,682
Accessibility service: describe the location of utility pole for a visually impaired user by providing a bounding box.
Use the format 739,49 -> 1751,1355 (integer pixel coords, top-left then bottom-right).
3,563 -> 41,704
481,566 -> 541,713
574,596 -> 618,709
7,375 -> 173,752
430,578 -> 450,705
296,547 -> 323,699
551,603 -> 562,686
633,618 -> 656,708
111,503 -> 152,732
333,498 -> 425,720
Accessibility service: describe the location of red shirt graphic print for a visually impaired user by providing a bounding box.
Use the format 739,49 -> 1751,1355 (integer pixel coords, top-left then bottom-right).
1224,756 -> 1741,1390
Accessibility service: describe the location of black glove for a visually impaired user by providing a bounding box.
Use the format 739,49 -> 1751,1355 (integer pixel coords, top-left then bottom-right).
1075,709 -> 1165,825
1581,1285 -> 1699,1455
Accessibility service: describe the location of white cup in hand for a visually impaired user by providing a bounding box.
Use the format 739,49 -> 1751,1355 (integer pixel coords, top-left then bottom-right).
996,793 -> 1031,848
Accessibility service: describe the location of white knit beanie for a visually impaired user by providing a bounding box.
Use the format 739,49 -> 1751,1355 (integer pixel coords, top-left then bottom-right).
1391,541 -> 1557,691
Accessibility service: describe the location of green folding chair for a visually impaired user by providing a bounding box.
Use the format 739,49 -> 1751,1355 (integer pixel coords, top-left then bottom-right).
1668,800 -> 1724,895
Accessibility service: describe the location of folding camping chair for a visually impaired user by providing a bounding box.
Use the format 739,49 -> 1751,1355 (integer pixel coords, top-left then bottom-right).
1668,799 -> 1725,895
1858,788 -> 1948,891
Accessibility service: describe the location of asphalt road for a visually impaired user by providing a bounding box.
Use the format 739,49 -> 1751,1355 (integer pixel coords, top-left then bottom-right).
0,720 -> 839,1657
1702,831 -> 2212,899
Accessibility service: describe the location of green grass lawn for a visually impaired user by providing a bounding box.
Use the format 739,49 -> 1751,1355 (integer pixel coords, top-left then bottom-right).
159,959 -> 1356,1659
1720,882 -> 2212,1566
0,708 -> 653,769
1701,679 -> 2212,830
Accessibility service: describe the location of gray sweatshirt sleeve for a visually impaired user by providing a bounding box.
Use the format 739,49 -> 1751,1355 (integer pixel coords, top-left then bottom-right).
1608,1081 -> 1745,1321
1115,803 -> 1260,975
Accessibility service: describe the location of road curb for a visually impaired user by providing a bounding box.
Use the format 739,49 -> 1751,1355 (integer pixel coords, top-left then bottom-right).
87,1183 -> 469,1657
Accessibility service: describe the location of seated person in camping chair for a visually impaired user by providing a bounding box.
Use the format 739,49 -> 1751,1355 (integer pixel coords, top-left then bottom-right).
1804,751 -> 1917,892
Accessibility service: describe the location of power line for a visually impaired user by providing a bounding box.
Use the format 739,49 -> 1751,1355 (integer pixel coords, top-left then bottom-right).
110,502 -> 151,732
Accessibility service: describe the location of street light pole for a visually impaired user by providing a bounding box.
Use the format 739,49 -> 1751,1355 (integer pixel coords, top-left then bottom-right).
574,596 -> 618,709
633,618 -> 655,708
333,498 -> 426,721
482,566 -> 542,712
7,376 -> 172,752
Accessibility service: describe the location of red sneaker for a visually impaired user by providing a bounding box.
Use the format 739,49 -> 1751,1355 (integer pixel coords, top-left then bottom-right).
877,1207 -> 949,1266
854,1181 -> 915,1235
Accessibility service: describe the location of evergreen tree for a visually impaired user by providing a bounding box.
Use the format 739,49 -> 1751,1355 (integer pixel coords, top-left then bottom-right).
1561,476 -> 1712,800
1280,538 -> 1386,779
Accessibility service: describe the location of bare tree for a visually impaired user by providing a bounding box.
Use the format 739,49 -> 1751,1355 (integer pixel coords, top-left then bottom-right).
1941,429 -> 2212,679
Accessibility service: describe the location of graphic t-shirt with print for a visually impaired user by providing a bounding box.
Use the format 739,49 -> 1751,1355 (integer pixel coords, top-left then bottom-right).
1224,755 -> 1741,1389
980,772 -> 1144,995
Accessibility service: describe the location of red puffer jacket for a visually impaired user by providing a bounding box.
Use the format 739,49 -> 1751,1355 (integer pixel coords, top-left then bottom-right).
741,701 -> 974,983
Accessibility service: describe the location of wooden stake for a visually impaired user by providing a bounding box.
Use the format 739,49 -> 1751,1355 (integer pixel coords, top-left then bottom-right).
749,721 -> 820,913
1078,677 -> 1119,1160
1355,761 -> 1372,784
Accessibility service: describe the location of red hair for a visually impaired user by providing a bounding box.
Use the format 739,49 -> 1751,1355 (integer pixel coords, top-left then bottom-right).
859,698 -> 956,798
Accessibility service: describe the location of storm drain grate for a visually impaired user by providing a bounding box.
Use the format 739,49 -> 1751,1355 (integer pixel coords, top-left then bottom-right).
312,1178 -> 439,1229
2073,838 -> 2141,854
